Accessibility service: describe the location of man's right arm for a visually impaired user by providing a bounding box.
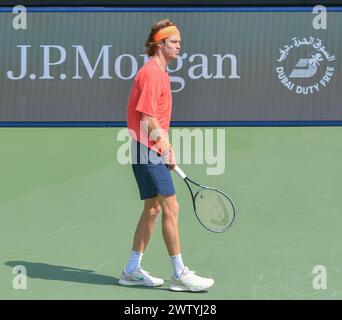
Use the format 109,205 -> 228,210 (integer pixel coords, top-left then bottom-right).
141,113 -> 176,169
141,113 -> 168,144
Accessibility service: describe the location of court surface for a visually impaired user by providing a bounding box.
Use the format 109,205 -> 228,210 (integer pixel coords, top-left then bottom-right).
0,127 -> 341,300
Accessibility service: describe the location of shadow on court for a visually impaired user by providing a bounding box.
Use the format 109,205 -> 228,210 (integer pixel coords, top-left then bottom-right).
5,260 -> 120,286
5,261 -> 170,291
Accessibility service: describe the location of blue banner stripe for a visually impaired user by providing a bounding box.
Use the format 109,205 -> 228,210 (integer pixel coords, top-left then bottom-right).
1,121 -> 342,127
0,7 -> 342,13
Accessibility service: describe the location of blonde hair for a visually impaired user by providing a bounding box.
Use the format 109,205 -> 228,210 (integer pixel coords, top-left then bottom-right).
145,19 -> 178,57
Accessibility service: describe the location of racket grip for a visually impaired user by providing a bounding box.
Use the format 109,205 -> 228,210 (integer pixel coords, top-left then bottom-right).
174,165 -> 187,179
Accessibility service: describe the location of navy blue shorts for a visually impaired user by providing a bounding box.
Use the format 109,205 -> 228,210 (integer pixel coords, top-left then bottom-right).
131,140 -> 176,200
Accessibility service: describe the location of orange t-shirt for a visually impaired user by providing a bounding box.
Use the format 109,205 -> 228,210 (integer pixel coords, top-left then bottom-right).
126,58 -> 172,151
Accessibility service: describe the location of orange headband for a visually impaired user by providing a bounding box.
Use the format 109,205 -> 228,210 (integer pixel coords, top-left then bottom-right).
153,26 -> 180,42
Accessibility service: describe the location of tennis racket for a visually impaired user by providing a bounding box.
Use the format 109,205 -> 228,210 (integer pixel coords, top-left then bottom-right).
174,165 -> 236,233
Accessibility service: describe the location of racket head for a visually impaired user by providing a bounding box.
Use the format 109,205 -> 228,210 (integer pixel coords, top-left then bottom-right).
193,186 -> 236,233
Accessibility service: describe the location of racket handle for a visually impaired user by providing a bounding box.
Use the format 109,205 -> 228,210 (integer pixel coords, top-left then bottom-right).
174,165 -> 187,179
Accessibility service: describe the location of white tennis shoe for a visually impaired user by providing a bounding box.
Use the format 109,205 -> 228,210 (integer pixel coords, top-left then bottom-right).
169,266 -> 214,292
118,267 -> 164,287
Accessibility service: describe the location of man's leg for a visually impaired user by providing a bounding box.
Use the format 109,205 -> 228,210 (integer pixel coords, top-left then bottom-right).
118,197 -> 164,287
132,197 -> 161,253
158,194 -> 187,278
158,194 -> 180,256
158,194 -> 215,292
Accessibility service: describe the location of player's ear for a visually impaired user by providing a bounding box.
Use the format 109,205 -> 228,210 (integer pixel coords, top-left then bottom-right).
157,39 -> 166,48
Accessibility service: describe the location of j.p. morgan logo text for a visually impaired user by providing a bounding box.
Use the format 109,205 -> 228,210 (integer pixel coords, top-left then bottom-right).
276,37 -> 335,95
5,45 -> 240,92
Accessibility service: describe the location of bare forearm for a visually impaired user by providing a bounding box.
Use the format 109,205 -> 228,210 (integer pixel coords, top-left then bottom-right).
141,114 -> 169,143
141,113 -> 176,168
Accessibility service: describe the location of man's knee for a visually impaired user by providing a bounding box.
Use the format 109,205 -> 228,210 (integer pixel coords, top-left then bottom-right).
144,203 -> 161,218
161,198 -> 179,217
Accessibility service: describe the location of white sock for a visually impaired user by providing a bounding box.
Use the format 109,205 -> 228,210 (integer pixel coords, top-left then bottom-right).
171,253 -> 185,278
125,251 -> 143,274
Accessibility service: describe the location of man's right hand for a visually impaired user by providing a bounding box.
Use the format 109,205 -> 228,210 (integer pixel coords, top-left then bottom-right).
165,147 -> 177,170
155,136 -> 176,169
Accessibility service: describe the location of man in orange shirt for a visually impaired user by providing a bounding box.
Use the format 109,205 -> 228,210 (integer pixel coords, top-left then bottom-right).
119,19 -> 214,292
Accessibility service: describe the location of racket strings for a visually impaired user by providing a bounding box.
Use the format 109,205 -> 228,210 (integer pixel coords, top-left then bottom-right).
195,188 -> 234,232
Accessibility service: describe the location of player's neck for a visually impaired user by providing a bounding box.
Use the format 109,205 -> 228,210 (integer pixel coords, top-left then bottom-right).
153,54 -> 168,72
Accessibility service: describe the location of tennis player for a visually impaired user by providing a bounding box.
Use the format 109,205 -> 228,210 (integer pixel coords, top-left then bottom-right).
118,19 -> 214,292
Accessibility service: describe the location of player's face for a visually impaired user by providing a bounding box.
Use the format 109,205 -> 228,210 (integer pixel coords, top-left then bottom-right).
161,35 -> 181,60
